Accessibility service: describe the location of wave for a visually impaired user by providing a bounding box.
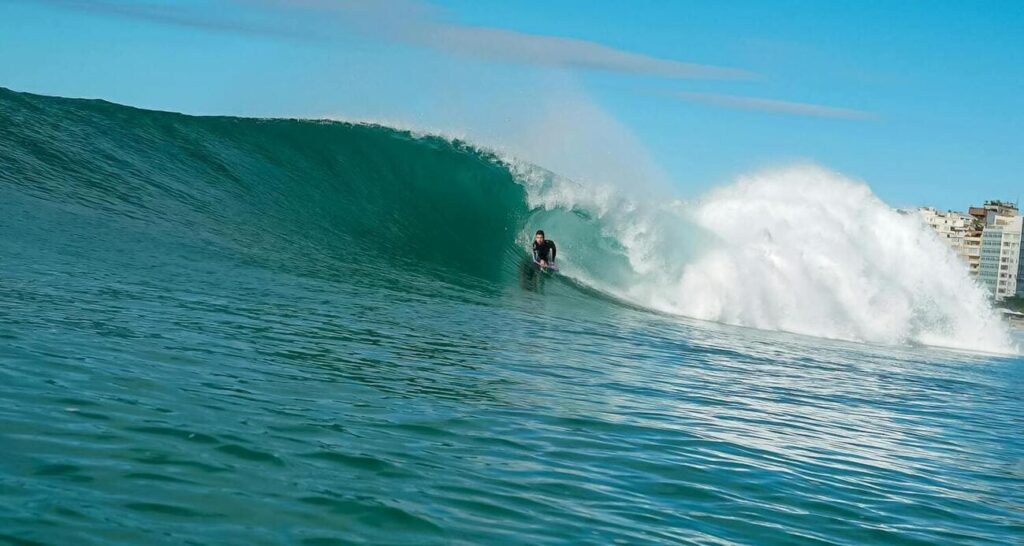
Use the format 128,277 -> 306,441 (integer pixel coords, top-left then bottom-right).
0,87 -> 1015,353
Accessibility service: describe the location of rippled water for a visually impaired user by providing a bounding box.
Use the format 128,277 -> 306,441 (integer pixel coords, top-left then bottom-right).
2,88 -> 1023,545
2,186 -> 1022,545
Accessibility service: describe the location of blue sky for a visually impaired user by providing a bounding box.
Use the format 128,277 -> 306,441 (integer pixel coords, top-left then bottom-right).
1,0 -> 1021,209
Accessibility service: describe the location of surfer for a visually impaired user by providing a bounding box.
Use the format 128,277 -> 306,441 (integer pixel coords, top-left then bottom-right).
532,230 -> 557,269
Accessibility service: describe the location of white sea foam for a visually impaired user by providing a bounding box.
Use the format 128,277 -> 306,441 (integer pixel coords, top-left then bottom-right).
518,162 -> 1016,354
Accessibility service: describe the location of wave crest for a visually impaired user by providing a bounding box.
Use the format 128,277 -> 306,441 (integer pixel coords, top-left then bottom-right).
528,163 -> 1014,353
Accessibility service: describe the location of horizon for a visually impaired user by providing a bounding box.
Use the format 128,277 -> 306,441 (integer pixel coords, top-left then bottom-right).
1,0 -> 1021,210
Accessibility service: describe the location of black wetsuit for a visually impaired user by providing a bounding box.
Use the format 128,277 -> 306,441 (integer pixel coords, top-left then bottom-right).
533,240 -> 557,263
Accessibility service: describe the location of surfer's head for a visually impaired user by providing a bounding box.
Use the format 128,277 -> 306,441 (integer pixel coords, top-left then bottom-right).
534,230 -> 545,243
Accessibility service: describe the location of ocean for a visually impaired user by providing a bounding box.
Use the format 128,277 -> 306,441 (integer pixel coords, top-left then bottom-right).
1,87 -> 1022,545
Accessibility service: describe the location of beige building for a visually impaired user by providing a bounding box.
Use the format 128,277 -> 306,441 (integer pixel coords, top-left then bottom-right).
917,207 -> 972,257
962,207 -> 988,277
914,207 -> 981,274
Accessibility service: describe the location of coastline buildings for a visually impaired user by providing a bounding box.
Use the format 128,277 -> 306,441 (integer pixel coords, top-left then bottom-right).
912,201 -> 1023,302
977,203 -> 1021,301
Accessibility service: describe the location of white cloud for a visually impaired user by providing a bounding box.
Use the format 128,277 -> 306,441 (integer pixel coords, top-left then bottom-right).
34,0 -> 751,80
32,0 -> 876,122
29,0 -> 305,39
422,25 -> 750,79
674,92 -> 877,120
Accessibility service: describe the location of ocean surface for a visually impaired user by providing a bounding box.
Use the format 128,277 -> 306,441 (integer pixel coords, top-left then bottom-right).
1,87 -> 1022,545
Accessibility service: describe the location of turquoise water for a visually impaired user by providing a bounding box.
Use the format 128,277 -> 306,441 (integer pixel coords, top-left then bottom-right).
1,88 -> 1022,545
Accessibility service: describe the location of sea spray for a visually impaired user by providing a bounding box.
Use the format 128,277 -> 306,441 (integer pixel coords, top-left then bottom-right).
516,162 -> 1014,353
679,165 -> 1012,351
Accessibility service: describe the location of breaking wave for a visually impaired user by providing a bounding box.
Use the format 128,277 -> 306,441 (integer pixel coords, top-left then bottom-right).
0,87 -> 1014,353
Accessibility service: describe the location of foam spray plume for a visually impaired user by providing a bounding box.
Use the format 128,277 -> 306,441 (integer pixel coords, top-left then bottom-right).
521,162 -> 1016,354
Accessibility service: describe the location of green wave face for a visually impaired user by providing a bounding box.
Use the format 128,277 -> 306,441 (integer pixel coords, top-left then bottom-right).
0,88 -> 537,286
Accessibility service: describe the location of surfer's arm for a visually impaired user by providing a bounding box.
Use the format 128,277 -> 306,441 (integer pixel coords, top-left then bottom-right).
551,241 -> 557,262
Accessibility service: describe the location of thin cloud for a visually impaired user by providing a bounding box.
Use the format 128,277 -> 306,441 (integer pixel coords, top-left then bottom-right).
248,0 -> 751,79
426,25 -> 750,80
675,92 -> 877,120
29,0 -> 752,80
261,0 -> 752,79
26,0 -> 307,39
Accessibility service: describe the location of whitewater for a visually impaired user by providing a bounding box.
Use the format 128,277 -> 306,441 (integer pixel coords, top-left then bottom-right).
501,153 -> 1012,353
2,87 -> 1022,545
